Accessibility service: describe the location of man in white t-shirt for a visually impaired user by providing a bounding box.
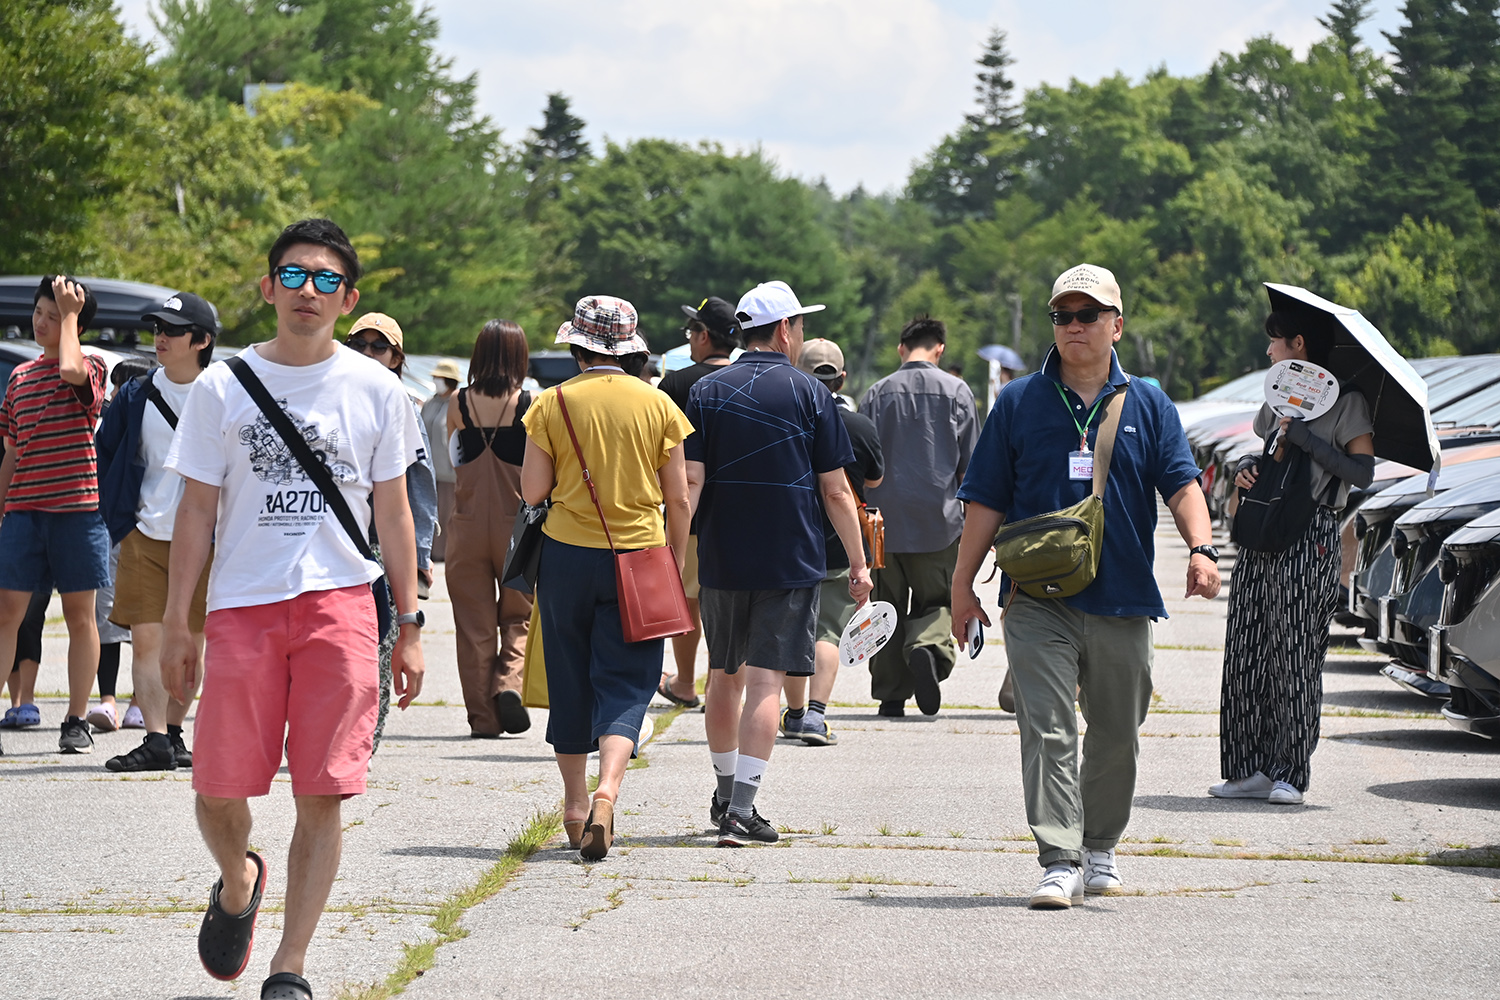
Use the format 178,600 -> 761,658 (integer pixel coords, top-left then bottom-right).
160,219 -> 426,1000
96,291 -> 219,773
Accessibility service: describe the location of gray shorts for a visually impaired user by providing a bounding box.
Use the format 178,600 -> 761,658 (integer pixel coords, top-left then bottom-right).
699,585 -> 818,676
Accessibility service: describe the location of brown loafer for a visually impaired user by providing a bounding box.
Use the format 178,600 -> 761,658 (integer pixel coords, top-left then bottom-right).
580,797 -> 614,860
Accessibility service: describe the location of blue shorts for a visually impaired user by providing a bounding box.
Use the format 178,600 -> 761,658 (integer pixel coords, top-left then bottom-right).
0,509 -> 110,594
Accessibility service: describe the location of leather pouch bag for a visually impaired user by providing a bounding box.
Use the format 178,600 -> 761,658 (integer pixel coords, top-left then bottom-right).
991,384 -> 1126,599
554,386 -> 693,643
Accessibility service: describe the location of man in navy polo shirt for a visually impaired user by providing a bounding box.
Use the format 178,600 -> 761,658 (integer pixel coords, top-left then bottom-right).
686,280 -> 873,846
951,263 -> 1221,908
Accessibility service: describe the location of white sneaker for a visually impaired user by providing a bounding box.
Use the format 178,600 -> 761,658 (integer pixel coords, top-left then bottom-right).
1208,771 -> 1273,799
1083,848 -> 1124,895
1029,863 -> 1084,909
1268,781 -> 1304,804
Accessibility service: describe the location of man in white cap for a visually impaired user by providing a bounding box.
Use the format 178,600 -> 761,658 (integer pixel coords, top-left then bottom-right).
950,263 -> 1220,908
685,281 -> 872,845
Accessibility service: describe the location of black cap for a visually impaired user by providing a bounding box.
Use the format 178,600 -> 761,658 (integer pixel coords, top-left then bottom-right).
680,296 -> 740,341
142,292 -> 219,333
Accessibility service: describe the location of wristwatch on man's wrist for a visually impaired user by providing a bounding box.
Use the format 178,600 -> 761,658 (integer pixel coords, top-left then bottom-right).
1189,544 -> 1220,564
395,610 -> 425,629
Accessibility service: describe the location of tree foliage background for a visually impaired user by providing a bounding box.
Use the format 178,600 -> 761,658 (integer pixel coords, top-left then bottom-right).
7,0 -> 1500,395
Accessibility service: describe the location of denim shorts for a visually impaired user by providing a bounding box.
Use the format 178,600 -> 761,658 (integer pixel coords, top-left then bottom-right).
0,509 -> 111,594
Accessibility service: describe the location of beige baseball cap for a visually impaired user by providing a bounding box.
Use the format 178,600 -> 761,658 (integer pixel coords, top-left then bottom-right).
1048,264 -> 1123,315
349,312 -> 404,351
430,358 -> 462,381
796,338 -> 844,379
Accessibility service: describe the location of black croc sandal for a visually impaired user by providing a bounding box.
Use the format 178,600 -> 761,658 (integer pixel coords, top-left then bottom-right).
262,971 -> 313,999
198,850 -> 267,981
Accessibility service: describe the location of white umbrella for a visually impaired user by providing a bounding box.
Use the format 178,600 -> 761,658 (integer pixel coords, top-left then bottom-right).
1265,282 -> 1440,475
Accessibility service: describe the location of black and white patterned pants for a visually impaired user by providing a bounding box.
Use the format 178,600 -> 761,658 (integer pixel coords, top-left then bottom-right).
1220,507 -> 1340,792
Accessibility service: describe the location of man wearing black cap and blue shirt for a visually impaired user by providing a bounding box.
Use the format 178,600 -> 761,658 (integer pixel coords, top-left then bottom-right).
96,291 -> 218,772
656,297 -> 741,709
686,280 -> 872,845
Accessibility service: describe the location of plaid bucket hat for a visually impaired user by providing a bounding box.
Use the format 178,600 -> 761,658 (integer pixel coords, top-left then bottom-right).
555,295 -> 649,356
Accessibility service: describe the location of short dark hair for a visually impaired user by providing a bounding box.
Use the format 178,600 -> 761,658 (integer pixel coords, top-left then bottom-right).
109,355 -> 152,388
1265,311 -> 1331,366
569,344 -> 614,368
267,219 -> 361,287
191,328 -> 216,369
469,319 -> 529,397
619,352 -> 650,378
741,320 -> 781,345
900,316 -> 946,350
34,276 -> 98,330
694,319 -> 740,353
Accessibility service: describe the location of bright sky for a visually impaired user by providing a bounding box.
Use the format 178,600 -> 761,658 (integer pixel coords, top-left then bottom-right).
116,1 -> 1407,194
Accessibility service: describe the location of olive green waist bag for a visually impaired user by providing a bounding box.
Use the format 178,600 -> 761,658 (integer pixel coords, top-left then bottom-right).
991,385 -> 1127,599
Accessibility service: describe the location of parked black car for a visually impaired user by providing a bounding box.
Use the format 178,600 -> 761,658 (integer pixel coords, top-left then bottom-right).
1430,507 -> 1500,738
0,275 -> 219,361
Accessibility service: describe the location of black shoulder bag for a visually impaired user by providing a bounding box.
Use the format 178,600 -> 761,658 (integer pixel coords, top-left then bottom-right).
1231,429 -> 1317,553
136,373 -> 179,429
225,355 -> 378,565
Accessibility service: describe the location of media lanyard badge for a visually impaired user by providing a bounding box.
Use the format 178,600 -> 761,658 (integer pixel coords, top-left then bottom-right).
1068,449 -> 1093,481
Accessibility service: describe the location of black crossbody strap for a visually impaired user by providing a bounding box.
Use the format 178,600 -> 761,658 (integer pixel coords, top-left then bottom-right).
225,356 -> 377,564
137,373 -> 179,430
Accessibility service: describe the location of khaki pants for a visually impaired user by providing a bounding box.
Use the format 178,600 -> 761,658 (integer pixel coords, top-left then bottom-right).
868,540 -> 959,702
1002,591 -> 1153,868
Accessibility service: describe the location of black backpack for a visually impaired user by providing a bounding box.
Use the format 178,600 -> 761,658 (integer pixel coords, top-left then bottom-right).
1231,431 -> 1317,553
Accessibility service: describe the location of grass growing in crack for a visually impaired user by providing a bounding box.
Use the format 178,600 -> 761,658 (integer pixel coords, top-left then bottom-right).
1211,838 -> 1246,847
875,823 -> 892,837
899,830 -> 924,838
570,885 -> 628,929
820,821 -> 838,836
1352,837 -> 1389,845
333,808 -> 560,1000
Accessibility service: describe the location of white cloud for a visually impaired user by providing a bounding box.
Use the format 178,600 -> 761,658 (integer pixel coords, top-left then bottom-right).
115,0 -> 1409,193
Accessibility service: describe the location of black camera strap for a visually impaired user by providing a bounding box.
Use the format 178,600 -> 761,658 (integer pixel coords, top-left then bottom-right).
225,355 -> 377,565
134,373 -> 179,430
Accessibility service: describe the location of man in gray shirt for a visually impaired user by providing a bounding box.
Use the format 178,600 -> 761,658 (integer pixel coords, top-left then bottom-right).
861,316 -> 978,717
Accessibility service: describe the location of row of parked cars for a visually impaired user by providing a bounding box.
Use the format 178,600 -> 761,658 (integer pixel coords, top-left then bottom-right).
1183,357 -> 1500,740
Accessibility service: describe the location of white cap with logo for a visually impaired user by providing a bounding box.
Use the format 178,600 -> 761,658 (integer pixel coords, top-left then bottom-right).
735,280 -> 826,330
1048,264 -> 1123,315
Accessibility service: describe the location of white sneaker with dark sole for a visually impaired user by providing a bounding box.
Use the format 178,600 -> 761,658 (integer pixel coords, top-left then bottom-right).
1083,848 -> 1124,895
1029,863 -> 1084,909
1208,772 -> 1273,799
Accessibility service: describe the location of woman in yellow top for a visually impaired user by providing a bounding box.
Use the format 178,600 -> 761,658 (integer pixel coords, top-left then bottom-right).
521,296 -> 693,860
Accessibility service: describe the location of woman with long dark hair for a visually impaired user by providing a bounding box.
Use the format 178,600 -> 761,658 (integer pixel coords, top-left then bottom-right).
1213,312 -> 1374,805
521,296 -> 692,859
445,319 -> 534,737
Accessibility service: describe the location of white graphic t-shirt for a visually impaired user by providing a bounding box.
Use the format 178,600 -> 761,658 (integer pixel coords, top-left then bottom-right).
165,345 -> 422,612
136,368 -> 197,541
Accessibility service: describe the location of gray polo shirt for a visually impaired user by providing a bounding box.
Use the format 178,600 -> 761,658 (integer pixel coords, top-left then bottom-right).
861,360 -> 979,553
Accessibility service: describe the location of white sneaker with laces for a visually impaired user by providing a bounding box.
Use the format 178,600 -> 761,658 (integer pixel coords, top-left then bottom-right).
1208,771 -> 1273,799
1083,848 -> 1124,895
1028,863 -> 1084,909
1268,781 -> 1304,804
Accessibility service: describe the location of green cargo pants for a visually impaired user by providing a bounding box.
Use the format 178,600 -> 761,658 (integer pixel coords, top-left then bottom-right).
1002,591 -> 1154,868
868,540 -> 960,703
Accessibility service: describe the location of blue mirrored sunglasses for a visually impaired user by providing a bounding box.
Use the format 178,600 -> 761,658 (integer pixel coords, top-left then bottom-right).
273,265 -> 347,294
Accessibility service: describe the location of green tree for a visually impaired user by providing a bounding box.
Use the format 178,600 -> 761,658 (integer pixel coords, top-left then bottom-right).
1319,0 -> 1376,56
1454,1 -> 1500,206
0,1 -> 146,268
908,28 -> 1025,222
1334,216 -> 1462,354
155,0 -> 440,104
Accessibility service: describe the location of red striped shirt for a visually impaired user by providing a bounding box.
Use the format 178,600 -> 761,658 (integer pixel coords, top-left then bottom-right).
0,355 -> 107,512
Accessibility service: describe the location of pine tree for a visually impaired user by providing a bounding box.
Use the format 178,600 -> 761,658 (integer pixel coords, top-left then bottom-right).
1364,0 -> 1479,232
1455,1 -> 1500,206
523,93 -> 591,182
908,27 -> 1024,221
1318,0 -> 1375,56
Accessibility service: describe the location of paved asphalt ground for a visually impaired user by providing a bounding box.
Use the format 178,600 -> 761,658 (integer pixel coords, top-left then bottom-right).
2,522 -> 1498,999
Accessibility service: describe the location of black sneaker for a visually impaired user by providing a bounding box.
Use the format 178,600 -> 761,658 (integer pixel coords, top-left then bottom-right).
169,731 -> 193,769
718,808 -> 778,847
495,690 -> 532,734
709,792 -> 728,828
877,700 -> 906,718
59,716 -> 94,754
106,733 -> 177,772
908,647 -> 942,716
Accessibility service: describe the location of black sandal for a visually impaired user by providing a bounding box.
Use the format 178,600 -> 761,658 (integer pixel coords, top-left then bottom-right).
657,678 -> 701,709
262,971 -> 313,999
198,851 -> 266,981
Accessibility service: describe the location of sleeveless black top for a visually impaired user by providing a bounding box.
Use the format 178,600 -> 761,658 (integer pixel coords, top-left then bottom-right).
455,388 -> 530,467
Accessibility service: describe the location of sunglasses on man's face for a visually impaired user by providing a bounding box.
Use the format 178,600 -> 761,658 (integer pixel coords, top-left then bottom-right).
153,322 -> 192,338
273,265 -> 348,294
1049,306 -> 1118,327
345,336 -> 392,356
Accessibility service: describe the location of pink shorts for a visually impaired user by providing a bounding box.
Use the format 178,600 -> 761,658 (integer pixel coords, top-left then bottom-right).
193,585 -> 379,799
